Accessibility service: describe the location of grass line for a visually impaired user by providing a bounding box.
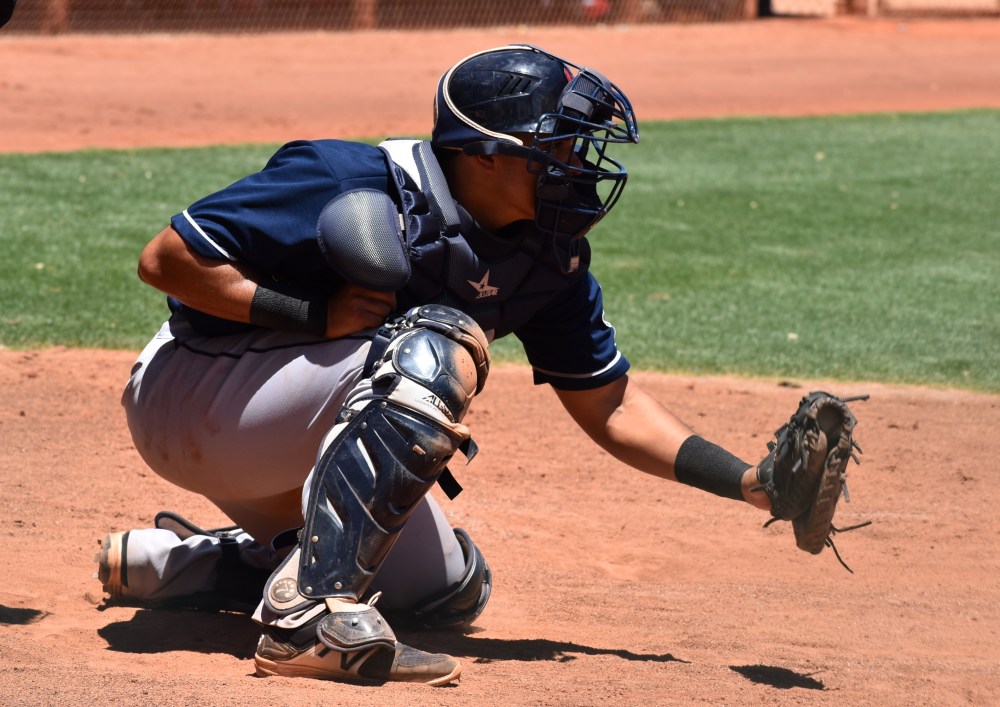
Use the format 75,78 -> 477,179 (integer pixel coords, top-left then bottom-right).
1,111 -> 997,391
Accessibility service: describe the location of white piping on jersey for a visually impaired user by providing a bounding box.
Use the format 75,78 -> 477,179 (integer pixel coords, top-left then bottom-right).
532,350 -> 622,380
181,209 -> 235,261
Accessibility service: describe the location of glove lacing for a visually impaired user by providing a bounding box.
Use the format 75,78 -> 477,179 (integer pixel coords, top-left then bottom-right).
762,434 -> 871,573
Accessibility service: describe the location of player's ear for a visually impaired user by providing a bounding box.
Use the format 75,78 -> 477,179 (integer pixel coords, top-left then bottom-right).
476,153 -> 496,170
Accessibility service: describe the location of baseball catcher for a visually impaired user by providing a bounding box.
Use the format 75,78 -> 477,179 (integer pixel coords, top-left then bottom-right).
98,44 -> 870,688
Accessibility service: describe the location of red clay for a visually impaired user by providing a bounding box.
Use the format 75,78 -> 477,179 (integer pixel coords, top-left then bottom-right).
2,19 -> 1000,153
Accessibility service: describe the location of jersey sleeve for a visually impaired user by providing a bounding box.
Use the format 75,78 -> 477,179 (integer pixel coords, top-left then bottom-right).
169,140 -> 392,276
514,272 -> 630,391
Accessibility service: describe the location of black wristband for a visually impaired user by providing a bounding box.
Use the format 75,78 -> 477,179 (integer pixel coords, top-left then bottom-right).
674,435 -> 750,501
249,284 -> 328,336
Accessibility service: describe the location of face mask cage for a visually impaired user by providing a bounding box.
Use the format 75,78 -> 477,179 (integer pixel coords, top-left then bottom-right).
528,67 -> 639,272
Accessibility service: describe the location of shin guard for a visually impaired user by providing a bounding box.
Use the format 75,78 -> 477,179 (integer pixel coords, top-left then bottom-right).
298,305 -> 490,601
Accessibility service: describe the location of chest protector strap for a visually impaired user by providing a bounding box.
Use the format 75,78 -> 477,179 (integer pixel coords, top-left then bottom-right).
381,139 -> 461,238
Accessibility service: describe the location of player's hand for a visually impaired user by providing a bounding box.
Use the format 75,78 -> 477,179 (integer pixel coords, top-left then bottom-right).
325,284 -> 396,338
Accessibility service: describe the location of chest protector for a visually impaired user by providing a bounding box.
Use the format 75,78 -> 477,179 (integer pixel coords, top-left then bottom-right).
380,139 -> 589,341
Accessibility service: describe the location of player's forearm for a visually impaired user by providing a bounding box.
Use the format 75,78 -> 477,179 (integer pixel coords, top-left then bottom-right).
557,378 -> 769,508
556,377 -> 691,478
597,384 -> 698,481
138,226 -> 397,337
604,406 -> 769,508
138,226 -> 257,323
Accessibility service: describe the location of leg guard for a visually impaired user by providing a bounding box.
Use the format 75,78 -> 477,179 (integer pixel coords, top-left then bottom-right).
398,528 -> 493,630
298,305 -> 490,601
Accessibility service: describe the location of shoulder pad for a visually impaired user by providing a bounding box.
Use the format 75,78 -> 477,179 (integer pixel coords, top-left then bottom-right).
316,189 -> 410,291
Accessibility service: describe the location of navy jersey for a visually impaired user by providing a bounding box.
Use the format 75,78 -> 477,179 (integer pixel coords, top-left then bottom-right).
169,139 -> 629,390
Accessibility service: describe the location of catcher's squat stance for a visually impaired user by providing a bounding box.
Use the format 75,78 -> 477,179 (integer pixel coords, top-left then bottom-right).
98,45 -> 865,686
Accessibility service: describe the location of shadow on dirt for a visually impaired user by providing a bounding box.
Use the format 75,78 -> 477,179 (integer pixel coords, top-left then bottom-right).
98,608 -> 259,658
0,604 -> 50,625
730,664 -> 825,690
400,631 -> 690,665
96,607 -> 687,666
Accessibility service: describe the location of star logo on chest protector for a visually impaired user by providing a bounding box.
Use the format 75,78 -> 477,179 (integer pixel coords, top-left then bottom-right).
467,271 -> 500,300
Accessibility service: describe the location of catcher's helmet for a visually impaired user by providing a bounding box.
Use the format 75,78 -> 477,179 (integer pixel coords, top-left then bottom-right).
432,45 -> 639,273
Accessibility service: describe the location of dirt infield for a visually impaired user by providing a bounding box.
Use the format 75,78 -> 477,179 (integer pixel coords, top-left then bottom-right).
3,18 -> 1000,153
2,18 -> 1000,706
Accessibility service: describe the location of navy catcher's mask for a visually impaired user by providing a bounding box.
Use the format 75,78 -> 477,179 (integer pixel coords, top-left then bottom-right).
432,44 -> 639,273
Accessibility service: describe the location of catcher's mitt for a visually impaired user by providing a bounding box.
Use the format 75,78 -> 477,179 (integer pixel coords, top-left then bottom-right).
755,391 -> 869,571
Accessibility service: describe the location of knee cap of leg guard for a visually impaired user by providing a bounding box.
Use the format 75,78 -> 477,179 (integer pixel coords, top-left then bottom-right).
400,305 -> 490,393
388,328 -> 481,423
370,305 -> 490,425
405,528 -> 492,630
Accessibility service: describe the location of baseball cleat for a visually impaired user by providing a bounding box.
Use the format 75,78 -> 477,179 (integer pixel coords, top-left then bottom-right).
94,531 -> 129,600
254,631 -> 461,686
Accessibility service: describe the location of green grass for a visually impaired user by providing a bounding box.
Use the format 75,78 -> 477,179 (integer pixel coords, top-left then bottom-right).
0,144 -> 280,347
1,111 -> 997,391
575,110 -> 1000,391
